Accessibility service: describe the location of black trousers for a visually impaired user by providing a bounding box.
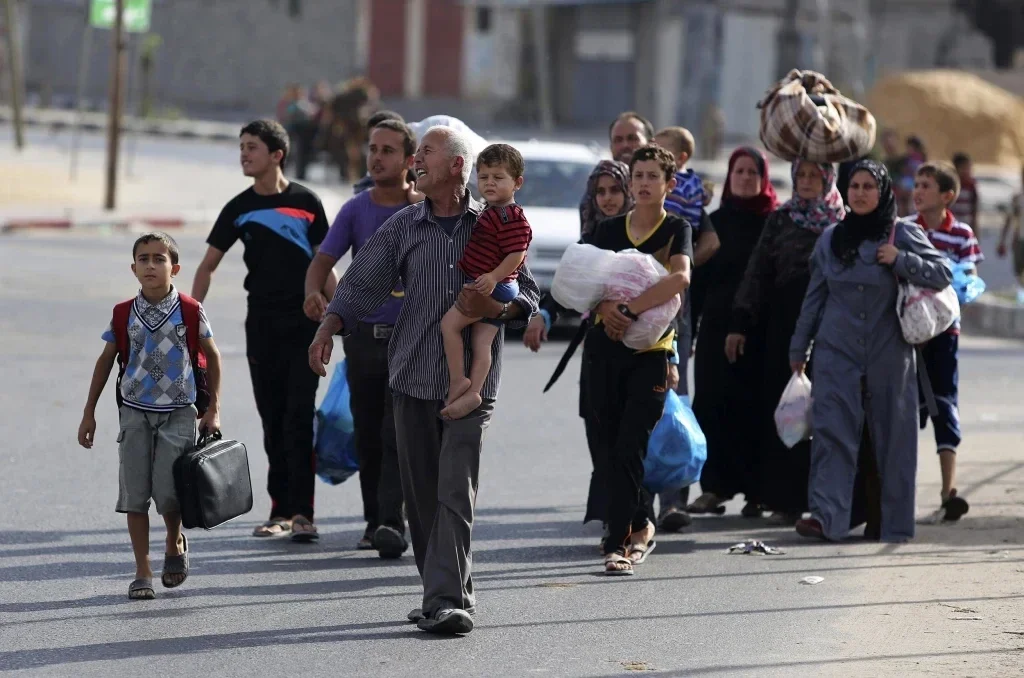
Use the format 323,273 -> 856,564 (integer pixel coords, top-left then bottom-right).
583,328 -> 668,554
245,311 -> 320,520
343,324 -> 405,532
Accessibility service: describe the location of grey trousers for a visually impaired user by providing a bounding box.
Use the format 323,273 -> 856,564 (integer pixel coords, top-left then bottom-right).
392,391 -> 494,616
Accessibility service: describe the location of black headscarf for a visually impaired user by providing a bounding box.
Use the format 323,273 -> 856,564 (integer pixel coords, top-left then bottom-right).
830,159 -> 897,267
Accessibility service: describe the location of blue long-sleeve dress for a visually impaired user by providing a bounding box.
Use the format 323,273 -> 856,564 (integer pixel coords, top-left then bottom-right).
789,220 -> 953,542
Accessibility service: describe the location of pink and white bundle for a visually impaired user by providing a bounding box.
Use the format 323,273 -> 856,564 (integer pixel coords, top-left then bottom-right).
551,243 -> 681,350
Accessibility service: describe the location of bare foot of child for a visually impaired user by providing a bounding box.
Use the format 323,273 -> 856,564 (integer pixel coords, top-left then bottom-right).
446,377 -> 472,407
441,391 -> 483,421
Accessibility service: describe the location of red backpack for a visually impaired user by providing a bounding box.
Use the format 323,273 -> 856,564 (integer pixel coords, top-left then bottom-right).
112,293 -> 209,418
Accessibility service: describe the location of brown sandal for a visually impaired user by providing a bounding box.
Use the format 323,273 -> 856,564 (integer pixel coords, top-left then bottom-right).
603,550 -> 635,576
253,519 -> 292,537
290,515 -> 319,543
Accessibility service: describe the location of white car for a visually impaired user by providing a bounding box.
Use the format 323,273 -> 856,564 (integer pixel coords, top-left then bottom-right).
495,140 -> 603,295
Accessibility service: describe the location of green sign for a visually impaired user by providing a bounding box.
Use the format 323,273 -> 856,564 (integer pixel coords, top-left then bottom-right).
89,0 -> 152,33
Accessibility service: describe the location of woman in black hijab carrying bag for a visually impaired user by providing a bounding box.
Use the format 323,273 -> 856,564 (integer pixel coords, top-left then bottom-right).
727,160 -> 847,524
788,160 -> 952,542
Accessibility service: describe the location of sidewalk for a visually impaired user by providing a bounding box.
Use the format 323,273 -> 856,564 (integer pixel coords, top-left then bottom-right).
0,127 -> 350,232
962,294 -> 1024,340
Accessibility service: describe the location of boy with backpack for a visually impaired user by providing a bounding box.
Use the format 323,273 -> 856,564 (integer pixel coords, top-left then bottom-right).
910,162 -> 984,523
77,232 -> 222,600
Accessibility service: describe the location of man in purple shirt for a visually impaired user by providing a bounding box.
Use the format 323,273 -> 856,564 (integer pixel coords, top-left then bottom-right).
304,119 -> 422,557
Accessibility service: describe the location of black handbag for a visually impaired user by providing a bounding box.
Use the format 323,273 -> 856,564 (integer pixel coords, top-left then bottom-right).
174,430 -> 254,530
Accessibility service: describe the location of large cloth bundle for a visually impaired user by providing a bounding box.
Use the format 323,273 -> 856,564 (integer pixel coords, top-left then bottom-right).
758,69 -> 876,163
551,243 -> 681,350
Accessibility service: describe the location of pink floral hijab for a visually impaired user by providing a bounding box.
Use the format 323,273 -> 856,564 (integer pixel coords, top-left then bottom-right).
780,160 -> 847,233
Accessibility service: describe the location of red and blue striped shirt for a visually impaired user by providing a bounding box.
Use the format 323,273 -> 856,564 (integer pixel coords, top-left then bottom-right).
912,211 -> 983,265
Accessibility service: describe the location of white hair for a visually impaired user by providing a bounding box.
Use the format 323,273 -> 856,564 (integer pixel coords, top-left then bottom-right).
425,124 -> 474,186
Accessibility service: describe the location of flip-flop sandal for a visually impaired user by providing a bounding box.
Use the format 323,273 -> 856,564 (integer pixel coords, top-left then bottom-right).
161,534 -> 189,589
128,578 -> 155,600
603,551 -> 635,577
290,516 -> 320,543
253,519 -> 291,537
628,539 -> 657,565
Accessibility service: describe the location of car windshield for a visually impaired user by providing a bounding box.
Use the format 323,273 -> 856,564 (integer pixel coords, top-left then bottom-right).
514,159 -> 594,209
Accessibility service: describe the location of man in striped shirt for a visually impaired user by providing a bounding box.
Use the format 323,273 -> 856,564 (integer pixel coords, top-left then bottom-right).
910,161 -> 984,524
308,126 -> 539,636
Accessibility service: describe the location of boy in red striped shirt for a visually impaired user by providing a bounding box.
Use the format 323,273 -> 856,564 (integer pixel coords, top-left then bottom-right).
910,161 -> 984,524
441,144 -> 533,419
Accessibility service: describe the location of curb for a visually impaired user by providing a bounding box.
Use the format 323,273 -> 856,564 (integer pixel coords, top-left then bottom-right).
0,106 -> 238,142
961,294 -> 1024,340
2,216 -> 187,234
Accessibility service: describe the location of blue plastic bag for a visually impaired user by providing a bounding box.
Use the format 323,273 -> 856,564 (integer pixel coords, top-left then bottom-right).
643,391 -> 707,494
951,261 -> 985,305
314,360 -> 359,485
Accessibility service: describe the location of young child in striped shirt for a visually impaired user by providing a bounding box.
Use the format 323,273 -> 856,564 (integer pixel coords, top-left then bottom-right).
440,143 -> 532,420
654,126 -> 704,228
910,161 -> 984,523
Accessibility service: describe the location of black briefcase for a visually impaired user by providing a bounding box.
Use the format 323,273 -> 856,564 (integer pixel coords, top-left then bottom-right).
174,430 -> 254,530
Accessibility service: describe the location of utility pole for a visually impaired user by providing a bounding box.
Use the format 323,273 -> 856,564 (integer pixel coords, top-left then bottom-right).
104,0 -> 126,210
776,0 -> 801,78
3,0 -> 25,150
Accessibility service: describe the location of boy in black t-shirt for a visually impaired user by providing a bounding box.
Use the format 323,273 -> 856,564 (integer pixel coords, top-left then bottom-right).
191,119 -> 332,543
585,144 -> 692,576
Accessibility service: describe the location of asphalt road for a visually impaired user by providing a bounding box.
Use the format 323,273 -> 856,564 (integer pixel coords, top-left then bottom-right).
1,231 -> 1023,677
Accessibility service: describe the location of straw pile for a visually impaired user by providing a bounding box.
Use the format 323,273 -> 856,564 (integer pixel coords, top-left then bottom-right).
867,70 -> 1024,167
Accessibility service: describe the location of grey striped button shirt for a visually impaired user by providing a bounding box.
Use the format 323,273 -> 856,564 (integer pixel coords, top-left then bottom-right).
325,192 -> 540,402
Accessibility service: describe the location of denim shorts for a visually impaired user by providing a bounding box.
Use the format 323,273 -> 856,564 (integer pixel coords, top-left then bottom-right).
473,278 -> 518,327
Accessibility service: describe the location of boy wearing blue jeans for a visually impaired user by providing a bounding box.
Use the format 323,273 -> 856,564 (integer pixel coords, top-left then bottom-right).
910,162 -> 984,522
440,144 -> 532,420
78,233 -> 222,599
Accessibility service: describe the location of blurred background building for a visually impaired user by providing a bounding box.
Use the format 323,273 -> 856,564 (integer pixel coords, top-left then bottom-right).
5,0 -> 1024,143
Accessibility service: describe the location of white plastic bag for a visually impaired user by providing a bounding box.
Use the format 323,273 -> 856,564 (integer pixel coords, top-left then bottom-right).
551,244 -> 681,349
774,372 -> 813,448
551,243 -> 617,313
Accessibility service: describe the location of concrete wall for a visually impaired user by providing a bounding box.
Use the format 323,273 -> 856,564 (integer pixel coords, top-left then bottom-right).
25,0 -> 360,118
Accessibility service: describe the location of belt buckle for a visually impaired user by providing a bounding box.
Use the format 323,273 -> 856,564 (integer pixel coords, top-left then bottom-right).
373,324 -> 393,340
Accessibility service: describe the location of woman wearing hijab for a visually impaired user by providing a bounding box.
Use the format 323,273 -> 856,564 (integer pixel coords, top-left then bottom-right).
726,160 -> 847,523
688,147 -> 779,517
789,160 -> 952,542
523,160 -> 635,528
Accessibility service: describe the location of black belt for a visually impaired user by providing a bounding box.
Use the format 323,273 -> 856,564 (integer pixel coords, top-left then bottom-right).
356,321 -> 394,340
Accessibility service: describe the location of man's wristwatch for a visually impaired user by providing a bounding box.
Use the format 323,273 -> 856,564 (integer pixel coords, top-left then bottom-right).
617,304 -> 639,321
496,302 -> 512,320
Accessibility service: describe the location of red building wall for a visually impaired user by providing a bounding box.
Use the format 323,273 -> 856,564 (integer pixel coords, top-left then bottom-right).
368,0 -> 407,97
422,0 -> 464,97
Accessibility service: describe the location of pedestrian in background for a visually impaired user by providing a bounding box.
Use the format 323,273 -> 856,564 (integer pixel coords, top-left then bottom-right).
688,147 -> 778,518
790,160 -> 952,543
727,160 -> 846,524
192,120 -> 332,542
651,125 -> 720,532
996,163 -> 1024,304
303,119 -> 422,557
308,126 -> 539,635
951,152 -> 980,230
